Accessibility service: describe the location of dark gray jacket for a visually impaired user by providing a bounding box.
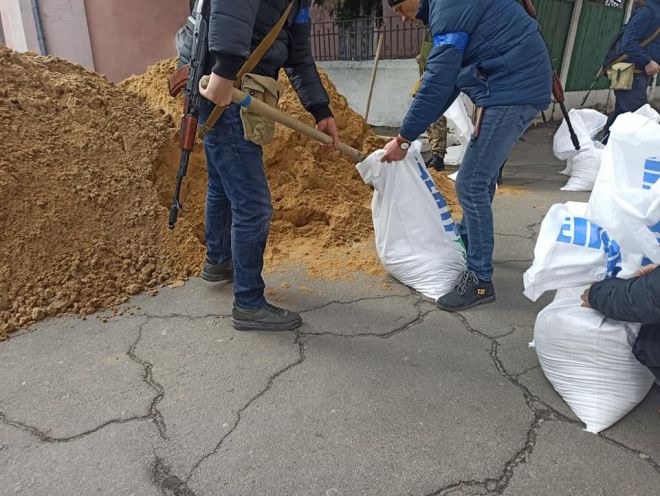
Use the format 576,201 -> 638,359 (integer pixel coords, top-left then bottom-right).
589,266 -> 660,324
208,0 -> 331,122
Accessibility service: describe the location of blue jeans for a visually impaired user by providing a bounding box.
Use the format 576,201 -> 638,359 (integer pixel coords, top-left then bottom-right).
456,105 -> 539,282
200,102 -> 272,309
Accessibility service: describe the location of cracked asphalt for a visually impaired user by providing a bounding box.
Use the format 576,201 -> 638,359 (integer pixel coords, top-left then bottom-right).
1,126 -> 659,495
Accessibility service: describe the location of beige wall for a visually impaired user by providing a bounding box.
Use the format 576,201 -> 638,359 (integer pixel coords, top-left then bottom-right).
0,0 -> 93,69
0,0 -> 38,52
39,0 -> 94,68
83,0 -> 189,81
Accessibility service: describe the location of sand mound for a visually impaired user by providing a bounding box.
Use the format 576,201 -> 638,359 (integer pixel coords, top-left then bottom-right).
0,47 -> 204,339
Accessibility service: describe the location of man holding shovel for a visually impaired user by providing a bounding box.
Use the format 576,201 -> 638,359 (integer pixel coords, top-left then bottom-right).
381,0 -> 552,311
193,0 -> 339,331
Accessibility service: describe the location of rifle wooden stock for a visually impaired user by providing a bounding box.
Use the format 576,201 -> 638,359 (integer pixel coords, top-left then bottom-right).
168,64 -> 190,97
552,70 -> 565,103
521,0 -> 537,19
179,114 -> 198,151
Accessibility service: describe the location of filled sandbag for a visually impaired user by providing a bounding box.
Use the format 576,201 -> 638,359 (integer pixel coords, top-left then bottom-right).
532,287 -> 655,434
357,141 -> 466,299
523,202 -> 622,302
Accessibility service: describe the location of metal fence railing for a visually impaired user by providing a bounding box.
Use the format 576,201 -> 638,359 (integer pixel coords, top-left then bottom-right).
311,16 -> 426,62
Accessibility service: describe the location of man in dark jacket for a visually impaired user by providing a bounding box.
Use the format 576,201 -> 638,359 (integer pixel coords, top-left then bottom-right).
583,265 -> 660,382
603,0 -> 660,141
382,0 -> 552,311
197,0 -> 339,331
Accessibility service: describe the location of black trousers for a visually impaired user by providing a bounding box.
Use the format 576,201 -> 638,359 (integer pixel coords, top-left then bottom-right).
603,73 -> 651,142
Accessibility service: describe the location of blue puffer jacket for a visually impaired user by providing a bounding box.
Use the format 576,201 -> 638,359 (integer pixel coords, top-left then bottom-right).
622,0 -> 660,70
400,0 -> 552,141
208,0 -> 331,122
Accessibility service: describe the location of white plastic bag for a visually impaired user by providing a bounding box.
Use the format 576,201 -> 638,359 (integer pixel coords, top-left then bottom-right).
560,143 -> 604,192
443,98 -> 473,166
634,103 -> 660,123
357,141 -> 466,299
444,145 -> 466,167
523,202 -> 622,302
533,287 -> 655,433
553,109 -> 607,191
444,98 -> 473,145
587,112 -> 660,275
553,109 -> 607,161
611,181 -> 660,265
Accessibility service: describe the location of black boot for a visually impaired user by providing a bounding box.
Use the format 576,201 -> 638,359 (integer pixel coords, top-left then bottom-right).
201,258 -> 234,282
436,270 -> 496,312
427,154 -> 445,171
232,302 -> 303,331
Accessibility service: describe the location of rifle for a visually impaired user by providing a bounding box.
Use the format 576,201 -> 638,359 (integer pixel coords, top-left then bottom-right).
167,0 -> 209,230
166,1 -> 293,230
521,0 -> 580,151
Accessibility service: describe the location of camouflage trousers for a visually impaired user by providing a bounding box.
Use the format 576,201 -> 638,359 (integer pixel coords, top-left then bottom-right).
427,116 -> 447,157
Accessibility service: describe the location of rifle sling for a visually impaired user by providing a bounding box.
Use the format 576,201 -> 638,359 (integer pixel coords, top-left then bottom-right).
199,2 -> 294,137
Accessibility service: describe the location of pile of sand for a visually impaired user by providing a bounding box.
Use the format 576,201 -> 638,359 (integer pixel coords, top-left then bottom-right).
0,47 -> 204,339
0,49 -> 460,339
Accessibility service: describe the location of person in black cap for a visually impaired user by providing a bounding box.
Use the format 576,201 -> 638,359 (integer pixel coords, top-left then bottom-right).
381,0 -> 552,311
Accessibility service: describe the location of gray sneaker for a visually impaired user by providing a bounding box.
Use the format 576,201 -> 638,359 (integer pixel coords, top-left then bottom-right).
201,258 -> 233,282
232,302 -> 303,332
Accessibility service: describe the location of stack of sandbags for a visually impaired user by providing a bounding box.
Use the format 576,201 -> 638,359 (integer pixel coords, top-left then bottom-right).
524,110 -> 660,433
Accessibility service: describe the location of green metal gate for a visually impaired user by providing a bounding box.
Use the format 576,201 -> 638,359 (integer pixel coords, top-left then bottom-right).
534,0 -> 575,73
565,2 -> 627,91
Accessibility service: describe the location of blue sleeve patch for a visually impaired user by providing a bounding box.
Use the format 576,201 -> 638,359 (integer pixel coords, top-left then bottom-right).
294,7 -> 311,24
433,32 -> 469,52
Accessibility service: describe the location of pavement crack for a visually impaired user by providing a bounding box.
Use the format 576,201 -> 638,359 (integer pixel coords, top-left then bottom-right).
423,312 -> 659,494
525,221 -> 542,241
299,298 -> 434,340
417,312 -> 582,495
0,322 -> 169,443
512,365 -> 541,379
152,457 -> 198,496
299,294 -> 413,314
0,409 -> 151,443
598,434 -> 660,474
183,331 -> 307,485
494,233 -> 534,241
127,321 -> 168,439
